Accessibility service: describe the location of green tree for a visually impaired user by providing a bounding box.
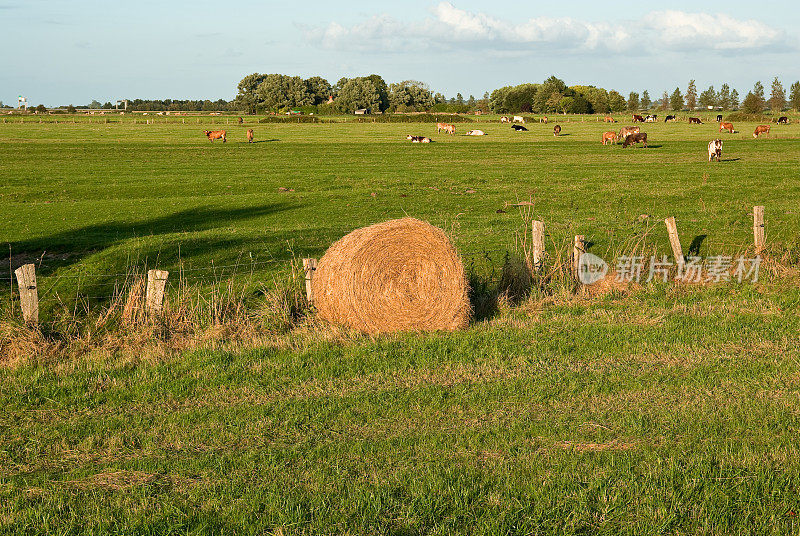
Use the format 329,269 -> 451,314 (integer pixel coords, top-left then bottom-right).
608,90 -> 626,112
640,90 -> 651,110
571,86 -> 609,114
88,99 -> 102,109
741,92 -> 763,114
717,84 -> 731,110
504,84 -> 539,113
685,80 -> 697,110
35,104 -> 47,113
388,80 -> 434,112
751,81 -> 766,111
769,77 -> 786,112
670,88 -> 683,111
305,76 -> 332,105
660,91 -> 669,111
364,74 -> 390,111
789,81 -> 800,111
730,89 -> 740,109
489,86 -> 512,113
455,93 -> 464,105
534,76 -> 568,112
699,85 -> 716,108
336,77 -> 381,112
627,92 -> 640,111
235,73 -> 267,113
67,104 -> 76,113
255,74 -> 312,111
467,95 -> 476,107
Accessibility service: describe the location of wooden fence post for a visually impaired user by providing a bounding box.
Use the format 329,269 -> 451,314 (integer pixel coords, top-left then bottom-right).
664,216 -> 685,271
303,258 -> 318,307
573,235 -> 585,280
146,269 -> 169,315
753,206 -> 765,254
531,220 -> 545,271
14,264 -> 38,324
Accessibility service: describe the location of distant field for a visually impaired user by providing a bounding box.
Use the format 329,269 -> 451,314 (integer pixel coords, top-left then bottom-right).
3,114 -> 800,534
2,114 -> 800,299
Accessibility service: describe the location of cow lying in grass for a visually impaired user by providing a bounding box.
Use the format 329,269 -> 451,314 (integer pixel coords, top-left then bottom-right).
204,130 -> 226,142
708,139 -> 722,162
511,124 -> 528,132
622,132 -> 647,148
406,135 -> 431,143
465,130 -> 485,136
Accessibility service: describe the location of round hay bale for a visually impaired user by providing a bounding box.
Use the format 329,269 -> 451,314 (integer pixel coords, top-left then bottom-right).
312,218 -> 470,334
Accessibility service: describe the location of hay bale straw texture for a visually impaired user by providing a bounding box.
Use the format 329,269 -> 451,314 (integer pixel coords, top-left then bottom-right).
312,218 -> 470,334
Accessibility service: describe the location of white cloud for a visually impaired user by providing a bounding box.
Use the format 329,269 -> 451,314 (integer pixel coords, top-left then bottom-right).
305,2 -> 789,56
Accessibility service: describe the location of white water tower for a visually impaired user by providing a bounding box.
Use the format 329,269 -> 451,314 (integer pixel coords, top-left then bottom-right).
17,95 -> 27,110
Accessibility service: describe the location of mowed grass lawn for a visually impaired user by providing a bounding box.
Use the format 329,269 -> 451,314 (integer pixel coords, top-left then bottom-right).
2,116 -> 800,533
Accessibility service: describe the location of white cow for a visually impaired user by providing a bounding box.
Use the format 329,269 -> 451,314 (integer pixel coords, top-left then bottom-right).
465,130 -> 485,136
500,116 -> 510,123
708,139 -> 722,162
513,116 -> 525,124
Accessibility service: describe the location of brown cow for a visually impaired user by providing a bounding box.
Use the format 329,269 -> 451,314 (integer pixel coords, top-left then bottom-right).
246,129 -> 254,143
204,130 -> 226,142
753,125 -> 770,138
540,116 -> 548,124
719,122 -> 734,133
436,122 -> 455,134
238,117 -> 243,125
618,126 -> 640,139
622,132 -> 647,148
602,131 -> 618,145
689,117 -> 702,124
632,114 -> 645,122
604,116 -> 616,123
553,125 -> 561,136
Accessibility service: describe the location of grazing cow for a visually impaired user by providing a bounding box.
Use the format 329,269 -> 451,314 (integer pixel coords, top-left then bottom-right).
500,116 -> 510,123
204,130 -> 226,142
632,114 -> 645,123
512,124 -> 528,132
553,125 -> 561,136
407,135 -> 432,143
513,116 -> 525,124
602,131 -> 618,145
753,125 -> 770,138
689,117 -> 702,124
436,122 -> 455,135
708,139 -> 723,162
246,129 -> 254,143
777,116 -> 789,124
238,117 -> 244,124
664,115 -> 677,122
540,116 -> 548,124
719,122 -> 734,134
622,132 -> 648,148
716,114 -> 723,122
645,114 -> 658,122
618,126 -> 640,139
604,116 -> 616,123
465,129 -> 485,136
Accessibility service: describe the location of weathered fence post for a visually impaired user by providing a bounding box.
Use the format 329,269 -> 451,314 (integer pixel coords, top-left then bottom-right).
303,258 -> 318,307
753,206 -> 765,254
146,269 -> 169,315
531,220 -> 545,271
573,235 -> 585,280
14,264 -> 38,324
664,216 -> 685,272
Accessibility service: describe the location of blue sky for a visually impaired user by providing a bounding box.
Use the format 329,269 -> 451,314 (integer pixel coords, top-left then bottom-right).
2,0 -> 798,106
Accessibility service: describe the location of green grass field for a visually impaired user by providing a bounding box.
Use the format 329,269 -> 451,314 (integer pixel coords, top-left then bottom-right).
2,114 -> 800,534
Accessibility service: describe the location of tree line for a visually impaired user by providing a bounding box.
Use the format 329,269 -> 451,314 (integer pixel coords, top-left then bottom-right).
15,75 -> 800,114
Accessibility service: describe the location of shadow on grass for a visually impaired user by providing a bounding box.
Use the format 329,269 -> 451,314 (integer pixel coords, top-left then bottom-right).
687,234 -> 707,257
248,139 -> 279,144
